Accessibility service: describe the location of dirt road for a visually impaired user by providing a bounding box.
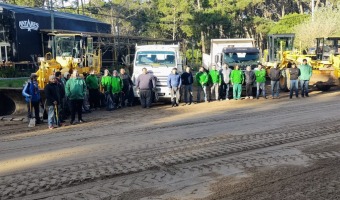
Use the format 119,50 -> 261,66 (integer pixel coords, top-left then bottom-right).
0,89 -> 340,200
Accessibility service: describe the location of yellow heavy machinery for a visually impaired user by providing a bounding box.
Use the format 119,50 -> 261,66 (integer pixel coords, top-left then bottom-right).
310,36 -> 340,91
37,33 -> 101,89
0,33 -> 101,116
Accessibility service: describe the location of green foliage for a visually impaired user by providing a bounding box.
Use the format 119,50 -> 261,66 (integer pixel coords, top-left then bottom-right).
294,7 -> 340,49
269,13 -> 309,34
186,48 -> 202,64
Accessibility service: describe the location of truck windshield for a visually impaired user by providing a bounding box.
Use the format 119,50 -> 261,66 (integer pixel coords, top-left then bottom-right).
224,52 -> 259,64
135,51 -> 176,67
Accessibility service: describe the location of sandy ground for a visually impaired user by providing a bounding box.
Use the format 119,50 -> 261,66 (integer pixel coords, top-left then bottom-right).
0,88 -> 340,200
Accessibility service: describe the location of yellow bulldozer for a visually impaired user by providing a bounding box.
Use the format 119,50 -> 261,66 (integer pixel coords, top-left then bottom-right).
0,33 -> 101,116
262,34 -> 339,91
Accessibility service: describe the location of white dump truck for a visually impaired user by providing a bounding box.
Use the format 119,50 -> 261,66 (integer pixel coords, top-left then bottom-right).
130,44 -> 183,100
203,38 -> 260,70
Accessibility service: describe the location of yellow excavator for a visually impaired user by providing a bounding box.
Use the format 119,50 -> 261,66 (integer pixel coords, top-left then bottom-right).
0,33 -> 101,116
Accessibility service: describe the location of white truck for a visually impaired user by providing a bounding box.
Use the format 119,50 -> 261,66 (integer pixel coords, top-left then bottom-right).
203,38 -> 260,70
130,44 -> 183,100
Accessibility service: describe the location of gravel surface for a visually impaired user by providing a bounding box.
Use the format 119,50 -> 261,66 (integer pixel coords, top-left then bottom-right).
0,89 -> 340,200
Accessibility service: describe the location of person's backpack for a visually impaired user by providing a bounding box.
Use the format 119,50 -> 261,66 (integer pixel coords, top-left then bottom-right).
22,81 -> 31,102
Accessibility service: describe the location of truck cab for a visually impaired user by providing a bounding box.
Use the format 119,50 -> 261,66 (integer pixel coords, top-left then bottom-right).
131,44 -> 182,100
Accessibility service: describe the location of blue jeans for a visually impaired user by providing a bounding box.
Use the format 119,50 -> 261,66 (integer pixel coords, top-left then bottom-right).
183,85 -> 193,103
256,82 -> 266,98
271,80 -> 280,97
47,105 -> 56,127
197,85 -> 207,102
290,80 -> 299,97
300,80 -> 309,96
221,83 -> 230,99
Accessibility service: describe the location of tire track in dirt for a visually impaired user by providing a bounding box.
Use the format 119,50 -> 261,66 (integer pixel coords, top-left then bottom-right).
23,145 -> 340,200
1,119 -> 340,199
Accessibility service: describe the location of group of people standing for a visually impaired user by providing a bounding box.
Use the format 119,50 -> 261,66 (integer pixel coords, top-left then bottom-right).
193,58 -> 313,102
22,67 -> 135,129
22,59 -> 313,129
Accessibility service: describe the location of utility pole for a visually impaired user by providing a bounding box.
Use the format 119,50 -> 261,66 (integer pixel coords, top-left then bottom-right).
50,0 -> 55,58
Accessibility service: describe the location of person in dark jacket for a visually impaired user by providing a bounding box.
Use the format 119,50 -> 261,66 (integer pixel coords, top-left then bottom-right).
269,64 -> 281,99
244,66 -> 255,99
181,66 -> 194,105
55,71 -> 66,122
22,73 -> 42,124
120,68 -> 134,107
44,75 -> 61,129
167,68 -> 182,107
289,63 -> 300,99
136,68 -> 156,108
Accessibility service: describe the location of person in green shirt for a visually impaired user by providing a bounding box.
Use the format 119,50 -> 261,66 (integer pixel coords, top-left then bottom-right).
230,65 -> 244,100
298,59 -> 313,97
85,69 -> 100,109
111,70 -> 123,109
101,69 -> 114,111
209,65 -> 221,101
65,70 -> 87,124
255,64 -> 267,99
195,66 -> 209,103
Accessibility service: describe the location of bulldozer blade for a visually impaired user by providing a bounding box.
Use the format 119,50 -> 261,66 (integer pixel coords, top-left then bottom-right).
0,88 -> 28,116
310,69 -> 339,91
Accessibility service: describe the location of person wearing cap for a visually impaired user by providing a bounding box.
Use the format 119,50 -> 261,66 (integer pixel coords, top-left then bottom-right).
65,70 -> 87,125
44,75 -> 61,129
209,65 -> 221,101
86,69 -> 100,110
136,68 -> 156,108
22,73 -> 42,124
111,70 -> 123,109
298,59 -> 312,97
167,67 -> 182,107
181,66 -> 194,105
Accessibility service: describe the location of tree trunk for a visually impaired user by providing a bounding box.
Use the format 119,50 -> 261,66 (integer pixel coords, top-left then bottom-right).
219,25 -> 224,38
197,0 -> 205,53
201,31 -> 205,53
172,15 -> 176,40
81,0 -> 85,15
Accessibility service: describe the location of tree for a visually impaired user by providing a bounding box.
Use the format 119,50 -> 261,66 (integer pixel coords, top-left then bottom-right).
294,6 -> 340,50
269,13 -> 309,34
